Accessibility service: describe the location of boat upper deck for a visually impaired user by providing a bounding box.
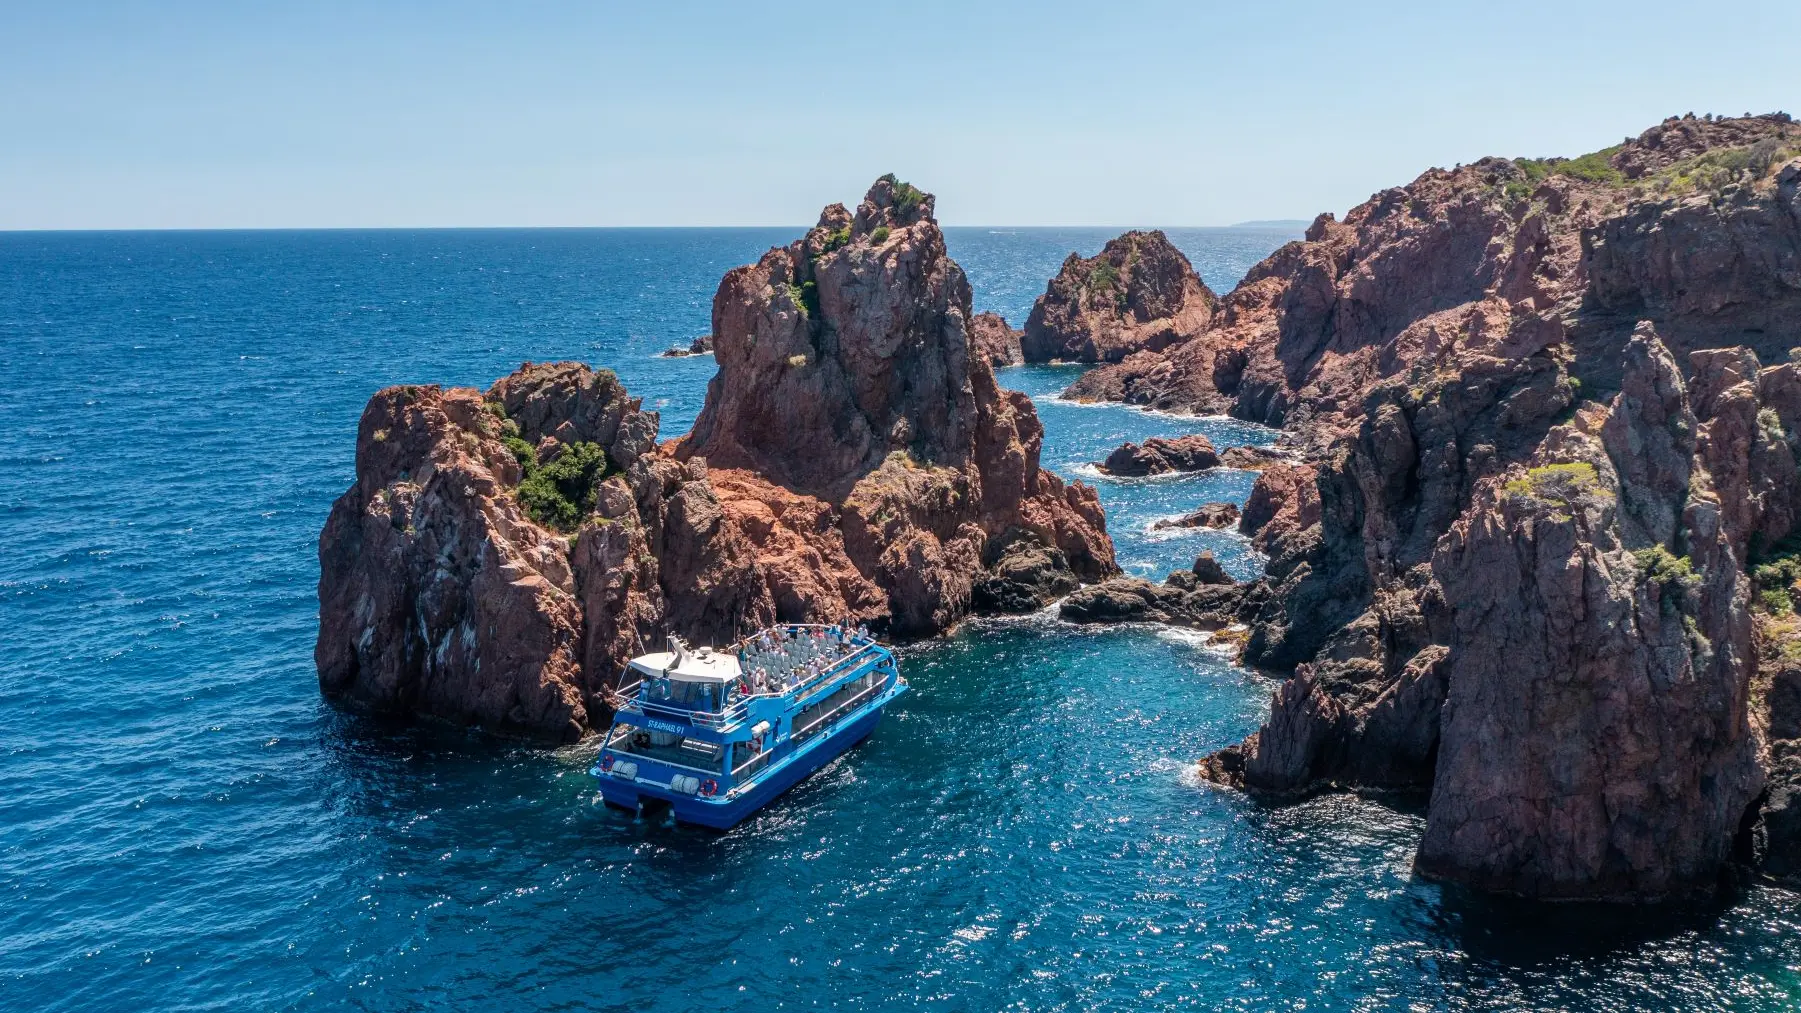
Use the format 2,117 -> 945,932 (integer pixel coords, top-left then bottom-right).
619,624 -> 885,731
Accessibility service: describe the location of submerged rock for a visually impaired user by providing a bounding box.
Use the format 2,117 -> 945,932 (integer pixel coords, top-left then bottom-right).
1060,554 -> 1244,627
317,177 -> 1119,741
1022,230 -> 1218,363
1097,434 -> 1221,476
1152,502 -> 1240,530
1219,445 -> 1290,470
660,334 -> 714,357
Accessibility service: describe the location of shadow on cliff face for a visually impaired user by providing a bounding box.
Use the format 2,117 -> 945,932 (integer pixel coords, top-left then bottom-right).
311,707 -> 588,817
1426,881 -> 1752,964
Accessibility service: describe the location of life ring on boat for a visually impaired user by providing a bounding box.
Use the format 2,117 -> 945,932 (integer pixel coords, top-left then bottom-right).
700,779 -> 719,797
599,754 -> 614,772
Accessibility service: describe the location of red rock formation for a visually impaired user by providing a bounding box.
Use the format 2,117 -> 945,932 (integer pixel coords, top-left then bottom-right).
316,379 -> 616,743
1161,114 -> 1801,900
1022,230 -> 1218,363
1414,332 -> 1762,900
1236,461 -> 1320,557
1097,434 -> 1220,476
1067,113 -> 1801,433
969,311 -> 1024,367
317,178 -> 1117,741
660,334 -> 713,357
678,175 -> 1117,632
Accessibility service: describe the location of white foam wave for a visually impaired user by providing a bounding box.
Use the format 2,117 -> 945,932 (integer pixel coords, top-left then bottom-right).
1066,463 -> 1222,484
1029,391 -> 1281,431
1154,626 -> 1216,648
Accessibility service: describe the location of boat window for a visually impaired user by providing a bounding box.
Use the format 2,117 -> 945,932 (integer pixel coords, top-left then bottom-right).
605,723 -> 725,774
643,676 -> 726,712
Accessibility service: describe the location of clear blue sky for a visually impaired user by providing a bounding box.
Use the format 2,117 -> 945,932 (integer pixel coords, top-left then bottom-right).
3,1 -> 1796,229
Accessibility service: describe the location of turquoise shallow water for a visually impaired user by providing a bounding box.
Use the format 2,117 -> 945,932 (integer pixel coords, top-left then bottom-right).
4,226 -> 1801,1011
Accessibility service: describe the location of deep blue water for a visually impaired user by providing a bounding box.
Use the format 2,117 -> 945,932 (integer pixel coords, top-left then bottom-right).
4,226 -> 1801,1011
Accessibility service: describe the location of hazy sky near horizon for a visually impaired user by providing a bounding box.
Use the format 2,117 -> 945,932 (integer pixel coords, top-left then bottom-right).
3,1 -> 1797,229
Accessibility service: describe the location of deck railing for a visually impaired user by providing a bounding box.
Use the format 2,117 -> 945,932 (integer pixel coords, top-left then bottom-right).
730,747 -> 774,782
790,676 -> 887,744
608,635 -> 884,729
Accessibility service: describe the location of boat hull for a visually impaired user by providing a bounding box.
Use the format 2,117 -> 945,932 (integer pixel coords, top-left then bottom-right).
594,684 -> 902,830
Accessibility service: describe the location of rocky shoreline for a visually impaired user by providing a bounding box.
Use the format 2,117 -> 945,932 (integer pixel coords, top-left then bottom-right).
1067,113 -> 1801,900
318,113 -> 1801,903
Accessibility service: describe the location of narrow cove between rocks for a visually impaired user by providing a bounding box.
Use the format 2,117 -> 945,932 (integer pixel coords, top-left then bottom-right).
5,228 -> 1801,1010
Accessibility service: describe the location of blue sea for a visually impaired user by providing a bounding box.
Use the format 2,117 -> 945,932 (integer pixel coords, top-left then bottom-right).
4,226 -> 1800,1011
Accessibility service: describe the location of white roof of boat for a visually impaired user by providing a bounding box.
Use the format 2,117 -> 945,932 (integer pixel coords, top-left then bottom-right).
630,646 -> 742,682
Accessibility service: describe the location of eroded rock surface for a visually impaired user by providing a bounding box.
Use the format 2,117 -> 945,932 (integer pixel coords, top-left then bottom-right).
970,311 -> 1024,367
678,175 -> 1117,631
1150,113 -> 1801,901
316,368 -> 671,743
1022,230 -> 1218,363
1219,445 -> 1291,470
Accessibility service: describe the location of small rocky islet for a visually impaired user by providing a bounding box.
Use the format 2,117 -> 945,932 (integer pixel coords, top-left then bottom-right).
317,175 -> 1116,743
318,113 -> 1801,903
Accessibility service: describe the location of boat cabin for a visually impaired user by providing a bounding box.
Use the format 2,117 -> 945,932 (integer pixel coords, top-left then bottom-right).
629,642 -> 742,713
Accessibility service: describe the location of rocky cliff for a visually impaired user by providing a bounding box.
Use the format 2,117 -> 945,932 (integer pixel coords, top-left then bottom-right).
316,177 -> 1117,742
1147,113 -> 1801,900
1068,114 -> 1801,433
1022,230 -> 1218,363
676,175 -> 1117,631
970,311 -> 1024,367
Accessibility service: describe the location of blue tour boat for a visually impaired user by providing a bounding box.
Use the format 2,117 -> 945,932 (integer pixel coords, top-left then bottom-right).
589,624 -> 908,829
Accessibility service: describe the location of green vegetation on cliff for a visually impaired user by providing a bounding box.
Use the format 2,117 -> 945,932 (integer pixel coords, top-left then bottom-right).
1635,545 -> 1699,608
1649,139 -> 1798,195
1753,542 -> 1801,615
505,437 -> 614,531
1503,462 -> 1607,507
1506,145 -> 1625,197
878,173 -> 926,217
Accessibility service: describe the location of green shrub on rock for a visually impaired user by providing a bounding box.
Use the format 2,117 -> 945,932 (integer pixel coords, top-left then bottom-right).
879,173 -> 926,217
1502,462 -> 1606,506
508,439 -> 614,531
1753,546 -> 1801,615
